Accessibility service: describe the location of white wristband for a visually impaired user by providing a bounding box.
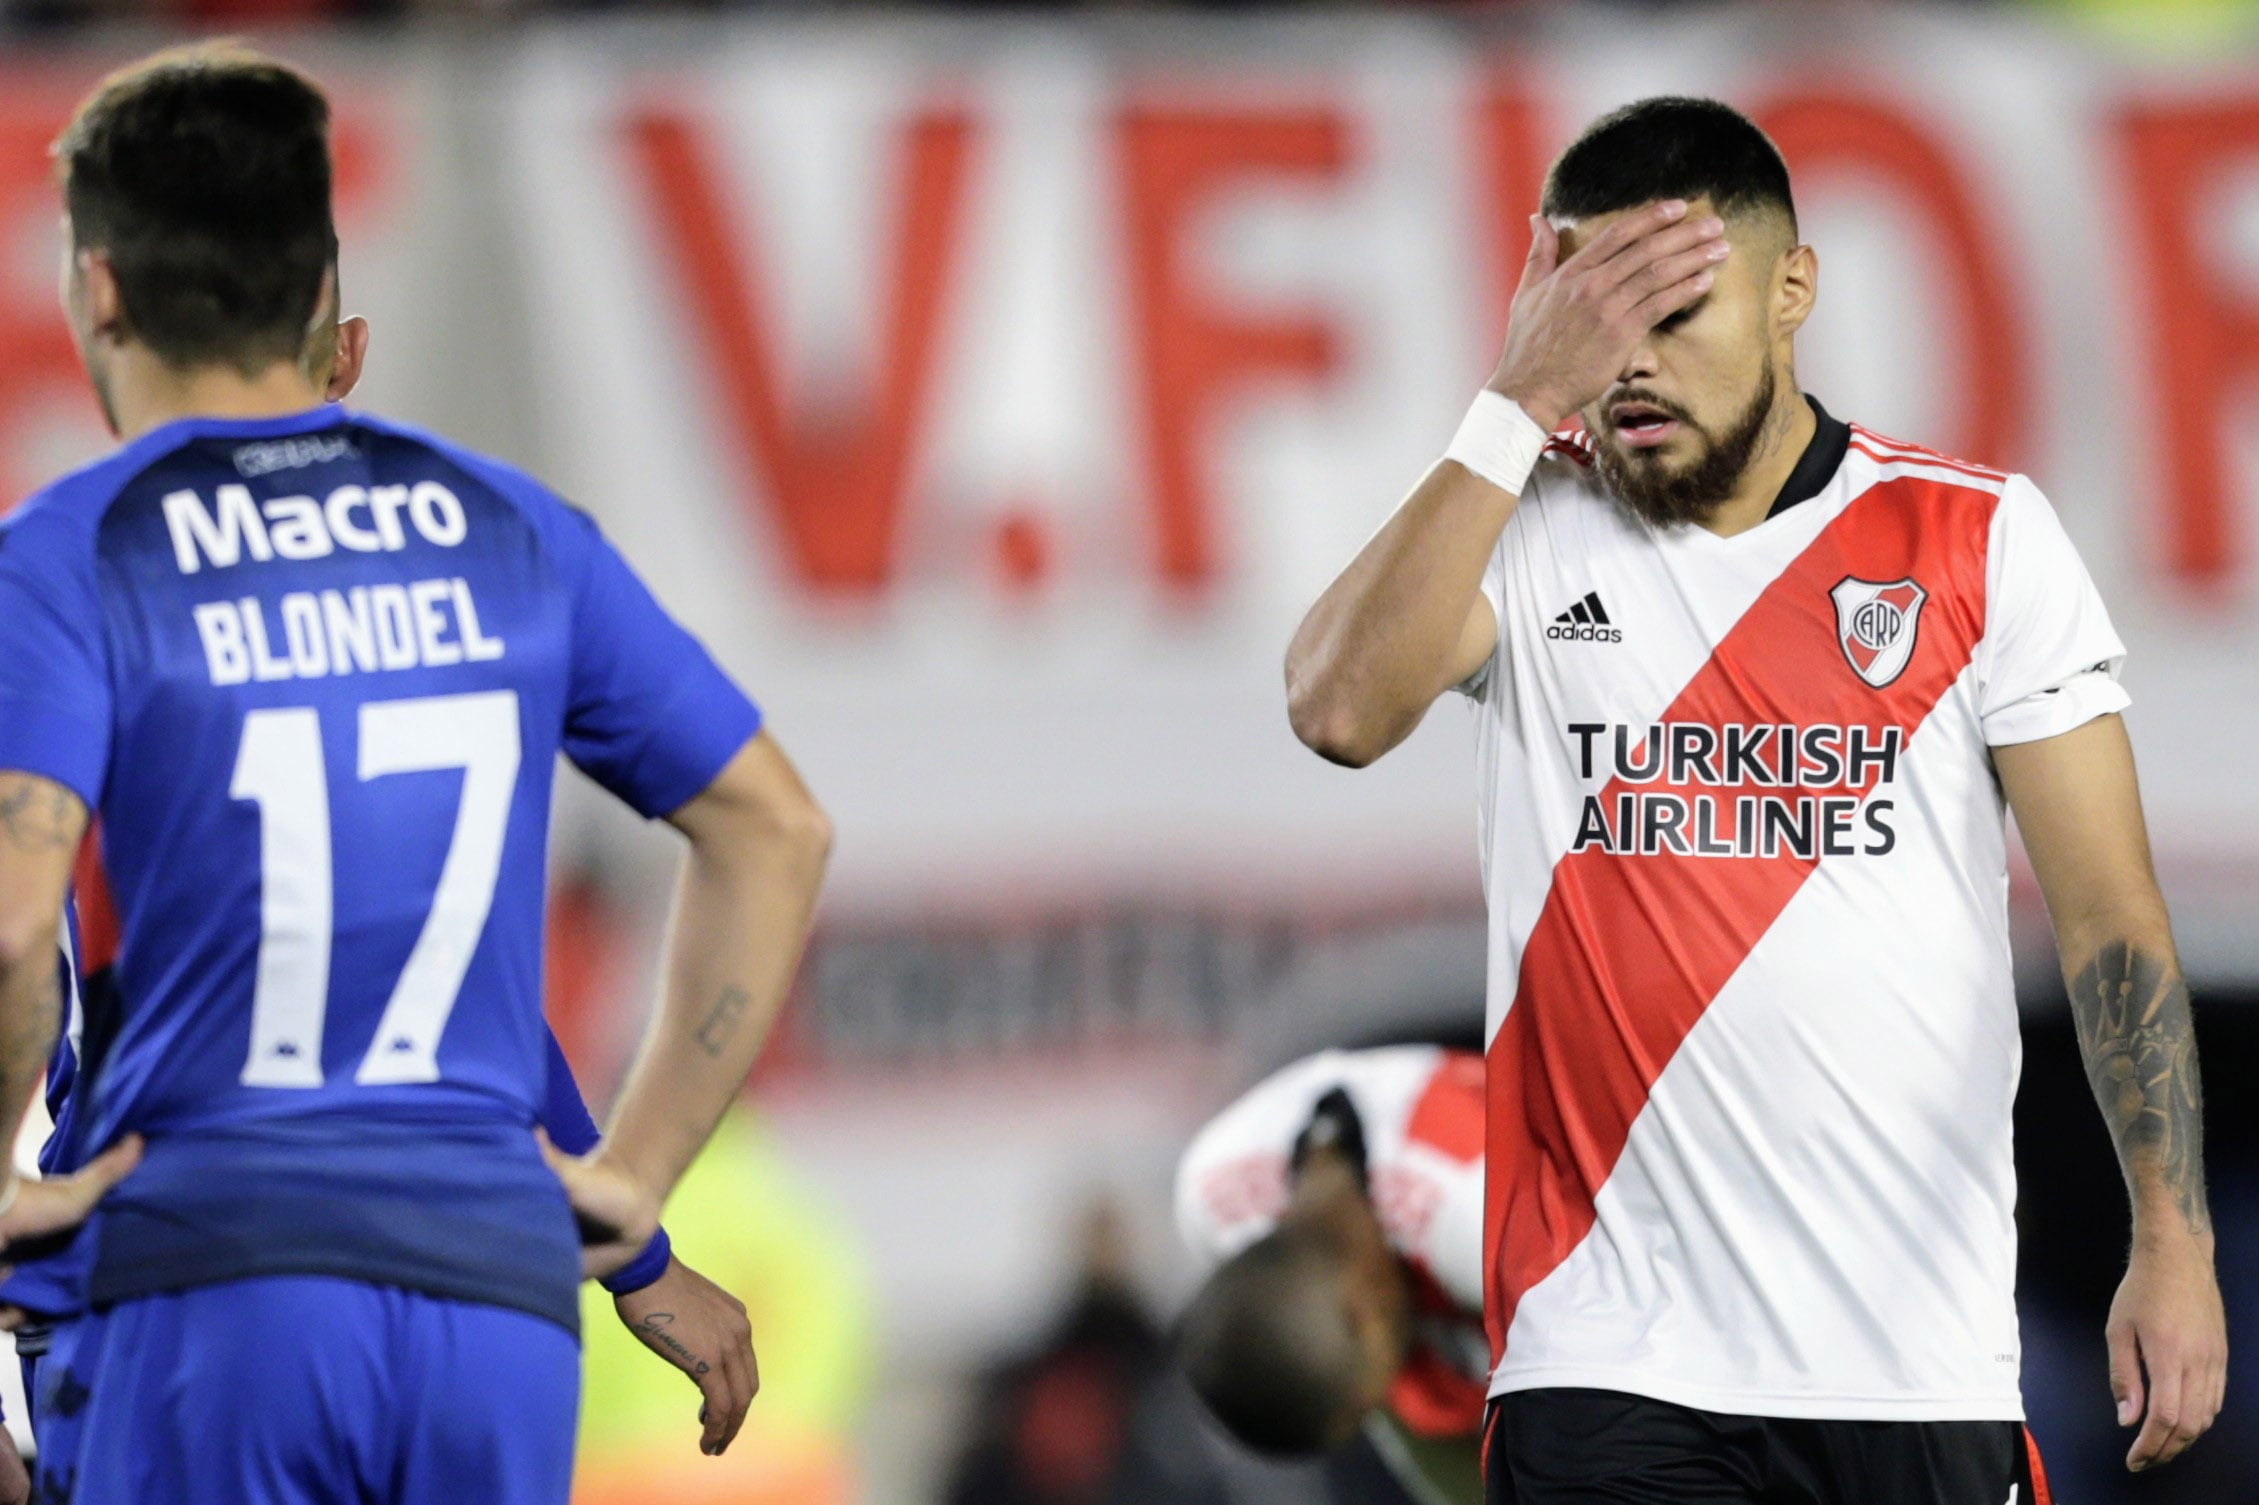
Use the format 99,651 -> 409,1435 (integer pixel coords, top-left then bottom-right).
1445,391 -> 1551,497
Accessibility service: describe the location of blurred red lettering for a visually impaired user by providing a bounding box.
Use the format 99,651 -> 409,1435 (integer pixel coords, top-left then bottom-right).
1758,93 -> 2028,473
2120,98 -> 2259,589
1119,106 -> 1349,592
0,81 -> 120,511
628,105 -> 974,593
1473,80 -> 1551,331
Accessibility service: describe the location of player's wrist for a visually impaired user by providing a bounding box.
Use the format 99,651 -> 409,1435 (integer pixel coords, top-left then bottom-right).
1481,372 -> 1569,436
2130,1210 -> 2215,1259
1445,390 -> 1552,497
602,1227 -> 674,1296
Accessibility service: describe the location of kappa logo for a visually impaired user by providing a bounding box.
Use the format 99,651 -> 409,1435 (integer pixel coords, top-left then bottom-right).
1547,590 -> 1622,643
1830,576 -> 1927,688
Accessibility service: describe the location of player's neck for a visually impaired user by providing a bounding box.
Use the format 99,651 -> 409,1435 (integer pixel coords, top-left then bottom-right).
103,346 -> 329,443
1699,381 -> 1816,540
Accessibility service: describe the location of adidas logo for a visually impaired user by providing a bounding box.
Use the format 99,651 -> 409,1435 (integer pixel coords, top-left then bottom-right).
1546,590 -> 1622,643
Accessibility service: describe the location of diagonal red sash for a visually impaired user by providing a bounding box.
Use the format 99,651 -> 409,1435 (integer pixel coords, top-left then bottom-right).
1484,470 -> 2001,1364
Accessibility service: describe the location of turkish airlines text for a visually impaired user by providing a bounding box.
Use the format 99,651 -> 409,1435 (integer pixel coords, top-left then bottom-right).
1566,721 -> 1903,860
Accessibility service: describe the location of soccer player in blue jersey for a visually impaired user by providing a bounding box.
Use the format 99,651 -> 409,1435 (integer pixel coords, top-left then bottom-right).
0,44 -> 829,1504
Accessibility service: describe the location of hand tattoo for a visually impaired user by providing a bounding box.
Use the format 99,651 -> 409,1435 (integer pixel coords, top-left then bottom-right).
2068,940 -> 2210,1236
693,986 -> 751,1059
637,1311 -> 711,1376
0,775 -> 78,854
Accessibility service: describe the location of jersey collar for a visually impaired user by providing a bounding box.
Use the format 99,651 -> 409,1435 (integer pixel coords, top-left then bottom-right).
122,404 -> 352,462
1764,395 -> 1851,519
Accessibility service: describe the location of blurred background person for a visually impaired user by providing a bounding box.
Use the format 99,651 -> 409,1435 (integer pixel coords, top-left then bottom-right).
942,1201 -> 1164,1505
1176,1047 -> 1484,1505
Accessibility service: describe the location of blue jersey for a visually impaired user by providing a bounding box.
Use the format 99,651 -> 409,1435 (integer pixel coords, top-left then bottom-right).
16,1005 -> 671,1315
0,406 -> 756,1331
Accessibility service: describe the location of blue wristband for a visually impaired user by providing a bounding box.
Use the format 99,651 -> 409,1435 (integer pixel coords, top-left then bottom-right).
601,1226 -> 673,1296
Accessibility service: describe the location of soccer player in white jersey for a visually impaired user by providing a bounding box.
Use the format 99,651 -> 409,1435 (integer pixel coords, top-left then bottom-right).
1174,1047 -> 1485,1504
1286,97 -> 2226,1502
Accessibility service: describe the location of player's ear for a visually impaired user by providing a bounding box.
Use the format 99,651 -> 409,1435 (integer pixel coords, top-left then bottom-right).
76,249 -> 126,344
326,314 -> 370,402
1775,241 -> 1817,341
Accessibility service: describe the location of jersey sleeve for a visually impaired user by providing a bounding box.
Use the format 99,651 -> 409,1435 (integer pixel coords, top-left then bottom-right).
0,511 -> 112,808
1457,533 -> 1510,703
563,511 -> 764,819
1173,1075 -> 1305,1269
1976,476 -> 2130,747
1387,1053 -> 1486,1314
539,1025 -> 673,1295
1415,1162 -> 1485,1314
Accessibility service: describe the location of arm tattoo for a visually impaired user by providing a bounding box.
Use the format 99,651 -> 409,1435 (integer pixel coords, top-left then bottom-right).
2068,940 -> 2211,1236
692,986 -> 751,1059
0,775 -> 79,854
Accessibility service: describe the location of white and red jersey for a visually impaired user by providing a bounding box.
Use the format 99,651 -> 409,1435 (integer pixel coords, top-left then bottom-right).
1175,1046 -> 1488,1437
1468,410 -> 2127,1422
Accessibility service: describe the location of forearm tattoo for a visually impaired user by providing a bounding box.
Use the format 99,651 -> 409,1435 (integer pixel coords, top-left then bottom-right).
692,986 -> 752,1059
2068,940 -> 2211,1235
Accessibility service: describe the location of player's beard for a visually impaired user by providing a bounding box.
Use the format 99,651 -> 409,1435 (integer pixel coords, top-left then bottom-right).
1593,365 -> 1777,529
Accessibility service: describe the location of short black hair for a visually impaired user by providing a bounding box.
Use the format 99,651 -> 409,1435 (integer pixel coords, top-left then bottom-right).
54,43 -> 337,374
1542,96 -> 1794,232
1176,1230 -> 1363,1457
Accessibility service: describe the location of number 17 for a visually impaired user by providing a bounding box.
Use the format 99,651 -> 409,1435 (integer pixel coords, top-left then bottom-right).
230,690 -> 521,1088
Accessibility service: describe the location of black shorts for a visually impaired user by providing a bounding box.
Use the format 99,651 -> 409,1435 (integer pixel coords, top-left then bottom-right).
1484,1389 -> 2052,1505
